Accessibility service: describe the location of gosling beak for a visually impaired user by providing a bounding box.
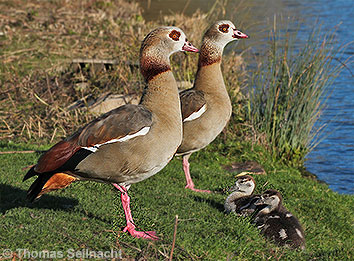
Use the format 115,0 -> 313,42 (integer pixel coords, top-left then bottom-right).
182,40 -> 199,52
232,29 -> 249,39
254,197 -> 265,205
229,184 -> 240,192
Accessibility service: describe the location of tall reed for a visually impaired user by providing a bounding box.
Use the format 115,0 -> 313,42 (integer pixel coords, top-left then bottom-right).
247,22 -> 345,166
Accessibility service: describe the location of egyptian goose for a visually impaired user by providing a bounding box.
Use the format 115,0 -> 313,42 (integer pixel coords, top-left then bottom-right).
176,20 -> 248,192
253,189 -> 306,250
23,27 -> 198,240
224,175 -> 260,216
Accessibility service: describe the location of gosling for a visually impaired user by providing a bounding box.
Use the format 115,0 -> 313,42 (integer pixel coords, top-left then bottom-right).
224,175 -> 260,216
253,189 -> 306,250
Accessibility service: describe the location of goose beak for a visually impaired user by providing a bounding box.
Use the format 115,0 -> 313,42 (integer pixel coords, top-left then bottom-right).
182,40 -> 199,52
232,29 -> 249,39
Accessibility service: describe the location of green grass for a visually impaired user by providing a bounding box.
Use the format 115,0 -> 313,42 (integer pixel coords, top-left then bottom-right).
1,1 -> 353,260
1,141 -> 353,260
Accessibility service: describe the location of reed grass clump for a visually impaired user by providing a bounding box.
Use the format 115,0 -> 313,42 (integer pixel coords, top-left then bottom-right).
247,24 -> 344,166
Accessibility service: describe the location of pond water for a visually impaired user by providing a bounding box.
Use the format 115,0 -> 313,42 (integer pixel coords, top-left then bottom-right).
136,0 -> 354,194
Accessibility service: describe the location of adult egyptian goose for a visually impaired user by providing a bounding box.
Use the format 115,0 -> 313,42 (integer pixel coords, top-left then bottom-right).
253,189 -> 306,250
23,27 -> 198,240
224,175 -> 260,216
175,20 -> 248,192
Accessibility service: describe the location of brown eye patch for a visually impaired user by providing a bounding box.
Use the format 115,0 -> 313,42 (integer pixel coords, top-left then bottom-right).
218,24 -> 230,33
169,30 -> 181,41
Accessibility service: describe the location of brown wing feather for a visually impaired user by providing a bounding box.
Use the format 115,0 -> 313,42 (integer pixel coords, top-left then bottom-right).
33,104 -> 152,174
179,89 -> 206,120
34,134 -> 81,173
78,104 -> 152,147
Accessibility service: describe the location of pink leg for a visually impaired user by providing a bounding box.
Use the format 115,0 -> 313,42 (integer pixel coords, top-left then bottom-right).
113,184 -> 158,240
182,155 -> 212,193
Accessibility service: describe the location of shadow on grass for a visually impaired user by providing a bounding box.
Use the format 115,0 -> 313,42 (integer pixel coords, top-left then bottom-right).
0,183 -> 79,214
0,183 -> 115,224
192,195 -> 225,212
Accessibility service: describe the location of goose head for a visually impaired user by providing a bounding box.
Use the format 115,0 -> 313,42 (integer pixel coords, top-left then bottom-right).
140,26 -> 198,82
140,26 -> 198,59
229,174 -> 255,196
254,189 -> 283,214
203,20 -> 248,48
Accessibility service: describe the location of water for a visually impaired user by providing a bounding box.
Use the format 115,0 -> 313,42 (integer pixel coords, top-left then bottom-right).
283,1 -> 354,195
304,0 -> 354,194
137,0 -> 354,194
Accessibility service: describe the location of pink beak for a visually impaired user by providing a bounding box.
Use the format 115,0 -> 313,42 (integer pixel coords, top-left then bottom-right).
182,41 -> 199,52
232,29 -> 249,39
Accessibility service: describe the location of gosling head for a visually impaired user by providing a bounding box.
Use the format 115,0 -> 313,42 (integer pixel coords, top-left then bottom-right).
254,189 -> 283,215
229,175 -> 256,196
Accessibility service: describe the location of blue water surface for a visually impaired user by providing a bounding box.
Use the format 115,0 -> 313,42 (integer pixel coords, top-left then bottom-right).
298,0 -> 354,194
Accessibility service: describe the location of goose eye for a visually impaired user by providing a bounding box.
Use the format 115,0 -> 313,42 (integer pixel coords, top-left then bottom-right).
169,30 -> 181,41
219,24 -> 230,33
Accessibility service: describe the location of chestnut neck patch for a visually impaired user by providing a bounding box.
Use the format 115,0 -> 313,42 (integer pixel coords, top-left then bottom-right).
198,41 -> 222,67
140,57 -> 171,82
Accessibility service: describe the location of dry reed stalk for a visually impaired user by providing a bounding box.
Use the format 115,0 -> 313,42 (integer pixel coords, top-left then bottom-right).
169,215 -> 179,261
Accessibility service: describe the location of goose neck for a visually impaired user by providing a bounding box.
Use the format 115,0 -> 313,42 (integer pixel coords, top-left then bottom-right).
198,39 -> 223,68
140,50 -> 171,83
139,71 -> 180,114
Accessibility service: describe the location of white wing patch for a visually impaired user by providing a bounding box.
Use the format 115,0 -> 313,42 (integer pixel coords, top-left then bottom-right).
83,146 -> 99,153
295,228 -> 304,239
115,126 -> 150,142
279,229 -> 287,239
183,104 -> 206,122
82,126 -> 150,153
258,224 -> 269,231
286,213 -> 293,218
257,224 -> 265,229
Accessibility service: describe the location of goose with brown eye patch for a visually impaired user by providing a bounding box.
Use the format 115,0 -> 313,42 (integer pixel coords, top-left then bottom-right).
23,26 -> 198,241
176,20 -> 248,193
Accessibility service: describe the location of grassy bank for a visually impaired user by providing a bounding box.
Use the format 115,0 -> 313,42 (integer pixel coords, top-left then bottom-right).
1,0 -> 353,260
1,142 -> 353,260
